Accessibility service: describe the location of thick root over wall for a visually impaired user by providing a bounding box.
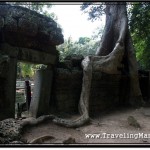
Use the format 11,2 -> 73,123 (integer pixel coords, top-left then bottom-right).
52,3 -> 144,128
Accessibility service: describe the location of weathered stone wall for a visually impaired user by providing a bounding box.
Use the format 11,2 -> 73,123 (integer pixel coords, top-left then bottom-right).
51,67 -> 130,115
51,68 -> 82,113
52,67 -> 150,115
90,72 -> 124,115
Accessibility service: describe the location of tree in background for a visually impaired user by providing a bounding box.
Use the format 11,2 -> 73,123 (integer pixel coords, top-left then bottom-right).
129,2 -> 150,70
57,35 -> 100,61
57,27 -> 103,61
19,63 -> 34,79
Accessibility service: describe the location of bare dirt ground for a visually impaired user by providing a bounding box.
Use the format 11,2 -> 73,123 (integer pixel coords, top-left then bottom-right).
21,107 -> 150,145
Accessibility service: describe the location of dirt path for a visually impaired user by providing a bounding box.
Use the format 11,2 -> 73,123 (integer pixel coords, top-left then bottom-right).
21,107 -> 150,145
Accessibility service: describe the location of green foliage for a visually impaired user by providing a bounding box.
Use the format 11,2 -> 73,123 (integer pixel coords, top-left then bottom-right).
57,36 -> 100,61
57,23 -> 103,61
17,62 -> 34,79
78,37 -> 90,45
17,62 -> 47,79
129,2 -> 150,69
80,2 -> 105,21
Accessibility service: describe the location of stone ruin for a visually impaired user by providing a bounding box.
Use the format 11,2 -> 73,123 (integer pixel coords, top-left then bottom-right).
0,4 -> 150,122
0,3 -> 63,120
0,3 -> 150,144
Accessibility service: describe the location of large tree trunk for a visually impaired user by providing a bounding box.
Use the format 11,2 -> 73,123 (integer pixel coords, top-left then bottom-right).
53,2 -> 144,127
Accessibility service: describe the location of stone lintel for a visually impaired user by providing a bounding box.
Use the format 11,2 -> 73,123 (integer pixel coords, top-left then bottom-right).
0,43 -> 56,65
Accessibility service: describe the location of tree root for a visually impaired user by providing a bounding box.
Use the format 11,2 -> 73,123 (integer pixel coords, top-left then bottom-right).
52,57 -> 92,127
52,40 -> 125,128
51,3 -> 144,128
92,41 -> 125,74
20,114 -> 55,128
52,113 -> 90,128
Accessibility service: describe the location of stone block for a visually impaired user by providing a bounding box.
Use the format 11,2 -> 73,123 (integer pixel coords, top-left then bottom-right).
0,4 -> 64,48
29,68 -> 53,118
52,68 -> 130,115
0,57 -> 17,120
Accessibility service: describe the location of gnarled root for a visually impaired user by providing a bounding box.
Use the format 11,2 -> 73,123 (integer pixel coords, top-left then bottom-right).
92,41 -> 125,74
20,114 -> 55,128
52,40 -> 125,128
52,5 -> 128,127
52,3 -> 143,128
52,57 -> 92,128
53,113 -> 90,128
